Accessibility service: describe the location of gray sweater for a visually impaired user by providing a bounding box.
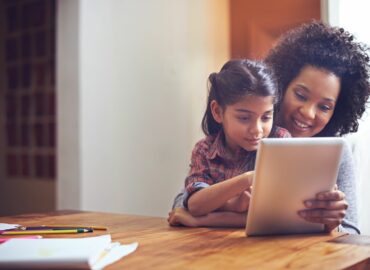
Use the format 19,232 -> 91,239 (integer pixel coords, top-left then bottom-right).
338,143 -> 360,234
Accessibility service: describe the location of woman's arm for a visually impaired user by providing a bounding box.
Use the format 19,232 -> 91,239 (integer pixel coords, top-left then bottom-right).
187,171 -> 253,216
298,144 -> 360,233
336,143 -> 359,233
168,208 -> 246,228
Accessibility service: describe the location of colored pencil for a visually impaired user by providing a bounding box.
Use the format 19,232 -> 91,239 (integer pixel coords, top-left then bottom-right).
12,226 -> 93,231
1,229 -> 92,235
41,224 -> 107,230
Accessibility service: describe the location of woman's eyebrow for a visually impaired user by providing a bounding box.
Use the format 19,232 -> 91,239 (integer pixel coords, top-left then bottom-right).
323,97 -> 336,103
296,83 -> 310,92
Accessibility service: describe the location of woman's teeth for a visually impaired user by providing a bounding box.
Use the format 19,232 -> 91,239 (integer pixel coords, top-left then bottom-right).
294,119 -> 309,128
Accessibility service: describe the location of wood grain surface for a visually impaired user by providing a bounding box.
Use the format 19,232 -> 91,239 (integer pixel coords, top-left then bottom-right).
1,211 -> 369,269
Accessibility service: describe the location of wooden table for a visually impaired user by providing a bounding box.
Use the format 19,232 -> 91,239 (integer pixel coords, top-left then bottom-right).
1,210 -> 370,269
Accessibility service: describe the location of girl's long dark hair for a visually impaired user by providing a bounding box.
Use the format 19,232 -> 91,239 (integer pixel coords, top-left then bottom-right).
201,59 -> 278,136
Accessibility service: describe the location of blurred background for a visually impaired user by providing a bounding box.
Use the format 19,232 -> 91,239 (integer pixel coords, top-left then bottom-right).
0,0 -> 369,233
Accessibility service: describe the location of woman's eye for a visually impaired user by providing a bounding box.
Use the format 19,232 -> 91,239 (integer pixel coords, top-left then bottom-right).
295,91 -> 307,101
319,104 -> 331,112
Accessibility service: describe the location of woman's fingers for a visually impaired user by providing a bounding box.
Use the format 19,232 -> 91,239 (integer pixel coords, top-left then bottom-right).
301,216 -> 341,226
301,216 -> 341,232
298,188 -> 347,232
325,222 -> 340,233
304,189 -> 348,210
298,209 -> 346,219
298,210 -> 344,233
315,189 -> 345,201
304,199 -> 348,210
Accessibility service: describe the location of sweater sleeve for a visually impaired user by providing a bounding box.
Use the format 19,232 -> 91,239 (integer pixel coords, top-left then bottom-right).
337,142 -> 360,234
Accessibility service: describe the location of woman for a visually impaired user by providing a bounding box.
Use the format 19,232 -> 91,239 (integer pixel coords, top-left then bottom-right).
168,21 -> 370,234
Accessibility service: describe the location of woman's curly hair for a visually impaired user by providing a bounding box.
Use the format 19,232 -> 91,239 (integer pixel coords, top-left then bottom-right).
265,20 -> 370,136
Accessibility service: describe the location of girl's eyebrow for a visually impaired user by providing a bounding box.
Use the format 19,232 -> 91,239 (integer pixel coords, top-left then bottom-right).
296,84 -> 336,103
235,109 -> 274,114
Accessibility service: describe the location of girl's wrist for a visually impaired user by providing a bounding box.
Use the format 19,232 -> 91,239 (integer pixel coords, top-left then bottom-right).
241,171 -> 253,189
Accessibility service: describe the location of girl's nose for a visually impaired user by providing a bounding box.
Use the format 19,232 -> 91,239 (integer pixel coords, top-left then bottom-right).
299,103 -> 316,120
249,121 -> 263,137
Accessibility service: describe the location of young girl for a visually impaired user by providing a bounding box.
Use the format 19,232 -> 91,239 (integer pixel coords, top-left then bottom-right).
168,59 -> 290,227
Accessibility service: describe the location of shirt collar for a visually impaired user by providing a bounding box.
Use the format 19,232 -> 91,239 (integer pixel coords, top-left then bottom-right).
206,130 -> 239,161
206,131 -> 223,160
207,130 -> 253,162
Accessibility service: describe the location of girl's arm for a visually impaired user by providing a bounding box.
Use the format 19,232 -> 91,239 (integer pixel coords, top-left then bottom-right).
168,208 -> 246,228
187,171 -> 253,216
218,190 -> 251,213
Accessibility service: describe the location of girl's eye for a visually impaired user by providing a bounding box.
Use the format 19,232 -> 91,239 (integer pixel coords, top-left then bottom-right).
295,91 -> 307,101
237,116 -> 250,122
261,115 -> 272,122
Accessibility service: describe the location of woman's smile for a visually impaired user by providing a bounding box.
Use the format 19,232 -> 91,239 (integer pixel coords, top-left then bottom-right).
292,117 -> 312,132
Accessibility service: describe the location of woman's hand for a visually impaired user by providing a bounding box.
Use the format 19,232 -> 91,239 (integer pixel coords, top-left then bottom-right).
298,185 -> 348,232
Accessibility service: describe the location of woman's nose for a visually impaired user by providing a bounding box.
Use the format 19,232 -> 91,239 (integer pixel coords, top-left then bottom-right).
299,103 -> 316,120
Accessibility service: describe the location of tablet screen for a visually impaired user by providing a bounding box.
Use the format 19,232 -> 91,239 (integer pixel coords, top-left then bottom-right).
246,137 -> 344,236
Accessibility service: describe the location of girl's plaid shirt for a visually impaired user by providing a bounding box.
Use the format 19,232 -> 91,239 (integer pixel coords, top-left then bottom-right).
182,126 -> 291,208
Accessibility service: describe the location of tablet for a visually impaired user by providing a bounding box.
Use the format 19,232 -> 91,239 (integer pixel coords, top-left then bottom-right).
245,137 -> 344,236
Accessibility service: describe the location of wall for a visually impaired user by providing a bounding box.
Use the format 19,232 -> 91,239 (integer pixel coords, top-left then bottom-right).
57,0 -> 229,217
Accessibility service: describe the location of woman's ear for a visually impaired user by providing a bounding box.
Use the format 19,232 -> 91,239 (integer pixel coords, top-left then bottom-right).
210,100 -> 223,124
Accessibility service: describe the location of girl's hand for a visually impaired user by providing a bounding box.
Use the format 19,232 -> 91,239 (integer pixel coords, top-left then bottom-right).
220,190 -> 251,213
243,170 -> 254,188
167,208 -> 200,227
298,185 -> 348,232
220,171 -> 253,213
